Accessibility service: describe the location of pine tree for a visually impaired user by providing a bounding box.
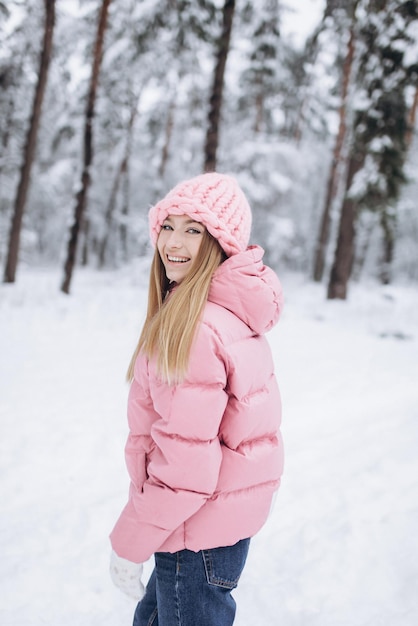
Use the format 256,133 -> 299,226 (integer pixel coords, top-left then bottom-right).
204,0 -> 236,172
239,0 -> 281,134
3,0 -> 56,283
313,0 -> 359,282
61,0 -> 112,294
328,0 -> 418,298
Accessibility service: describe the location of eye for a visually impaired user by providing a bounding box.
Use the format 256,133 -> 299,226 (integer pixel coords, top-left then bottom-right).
187,227 -> 203,235
161,223 -> 173,231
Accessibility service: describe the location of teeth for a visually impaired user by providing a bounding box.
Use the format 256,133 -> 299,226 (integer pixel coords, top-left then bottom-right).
168,256 -> 189,263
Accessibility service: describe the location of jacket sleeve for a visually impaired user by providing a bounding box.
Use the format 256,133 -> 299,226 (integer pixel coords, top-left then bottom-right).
110,322 -> 228,563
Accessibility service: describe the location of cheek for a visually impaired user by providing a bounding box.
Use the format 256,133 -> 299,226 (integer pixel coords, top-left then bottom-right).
157,235 -> 165,256
193,239 -> 204,257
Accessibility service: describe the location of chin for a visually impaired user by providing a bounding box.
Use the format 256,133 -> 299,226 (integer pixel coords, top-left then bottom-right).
167,272 -> 184,283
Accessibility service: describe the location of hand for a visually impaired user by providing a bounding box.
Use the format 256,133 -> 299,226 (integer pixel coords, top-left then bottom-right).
109,550 -> 145,601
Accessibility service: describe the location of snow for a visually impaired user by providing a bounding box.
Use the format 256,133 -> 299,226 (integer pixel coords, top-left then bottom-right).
1,265 -> 418,625
404,21 -> 418,67
281,0 -> 325,48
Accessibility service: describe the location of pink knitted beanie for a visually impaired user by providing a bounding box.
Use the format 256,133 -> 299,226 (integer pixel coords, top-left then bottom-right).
149,172 -> 252,256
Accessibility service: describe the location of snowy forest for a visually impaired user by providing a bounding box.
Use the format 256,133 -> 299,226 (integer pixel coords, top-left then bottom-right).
1,0 -> 418,297
2,3 -> 418,625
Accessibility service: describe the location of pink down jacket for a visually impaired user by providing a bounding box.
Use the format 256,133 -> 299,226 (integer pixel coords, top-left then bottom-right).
110,245 -> 284,563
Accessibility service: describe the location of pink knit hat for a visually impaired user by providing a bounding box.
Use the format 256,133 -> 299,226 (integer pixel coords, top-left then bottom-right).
149,172 -> 252,256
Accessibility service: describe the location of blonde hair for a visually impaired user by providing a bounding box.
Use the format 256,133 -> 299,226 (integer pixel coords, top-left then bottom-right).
127,231 -> 225,384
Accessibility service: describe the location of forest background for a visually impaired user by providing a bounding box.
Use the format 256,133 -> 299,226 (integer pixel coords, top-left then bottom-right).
1,3 -> 418,625
1,0 -> 418,297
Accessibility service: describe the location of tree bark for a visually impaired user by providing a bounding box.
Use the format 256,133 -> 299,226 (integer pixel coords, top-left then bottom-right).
159,98 -> 176,178
61,0 -> 112,294
203,0 -> 235,173
98,161 -> 126,268
98,94 -> 138,267
405,86 -> 418,149
327,151 -> 363,299
254,90 -> 264,134
3,0 -> 55,283
313,26 -> 355,282
379,209 -> 395,285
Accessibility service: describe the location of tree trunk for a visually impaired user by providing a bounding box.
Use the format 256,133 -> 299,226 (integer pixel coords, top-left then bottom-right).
81,217 -> 90,266
379,209 -> 395,285
98,162 -> 125,268
405,86 -> 418,149
313,26 -> 355,282
159,97 -> 176,178
3,0 -> 55,283
98,95 -> 138,267
254,90 -> 264,134
61,0 -> 112,294
118,154 -> 133,262
203,0 -> 235,173
327,151 -> 363,299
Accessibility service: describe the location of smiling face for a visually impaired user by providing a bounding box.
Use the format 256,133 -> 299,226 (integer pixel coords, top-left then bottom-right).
157,214 -> 206,284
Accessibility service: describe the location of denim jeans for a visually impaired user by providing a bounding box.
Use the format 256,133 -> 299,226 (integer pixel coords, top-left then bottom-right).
133,538 -> 250,626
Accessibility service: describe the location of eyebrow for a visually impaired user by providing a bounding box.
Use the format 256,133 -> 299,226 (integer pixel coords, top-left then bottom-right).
163,217 -> 202,226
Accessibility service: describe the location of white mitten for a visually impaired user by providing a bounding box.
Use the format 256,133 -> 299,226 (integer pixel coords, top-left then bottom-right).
109,550 -> 145,601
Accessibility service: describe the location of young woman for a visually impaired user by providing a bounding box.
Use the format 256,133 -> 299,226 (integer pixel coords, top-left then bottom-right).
110,172 -> 284,626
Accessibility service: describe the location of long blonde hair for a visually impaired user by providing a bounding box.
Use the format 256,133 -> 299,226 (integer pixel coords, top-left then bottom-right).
127,231 -> 225,384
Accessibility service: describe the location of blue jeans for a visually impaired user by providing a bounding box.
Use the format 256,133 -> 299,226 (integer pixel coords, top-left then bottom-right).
133,538 -> 250,626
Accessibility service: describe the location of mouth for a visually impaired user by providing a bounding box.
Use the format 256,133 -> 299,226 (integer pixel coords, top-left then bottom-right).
167,255 -> 190,264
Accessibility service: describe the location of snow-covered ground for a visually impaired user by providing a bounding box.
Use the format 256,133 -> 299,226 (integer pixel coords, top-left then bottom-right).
1,264 -> 417,626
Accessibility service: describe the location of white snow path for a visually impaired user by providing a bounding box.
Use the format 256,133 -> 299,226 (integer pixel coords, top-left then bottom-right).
1,267 -> 417,625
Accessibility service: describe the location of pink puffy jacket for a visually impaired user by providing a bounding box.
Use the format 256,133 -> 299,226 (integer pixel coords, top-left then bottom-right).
110,245 -> 284,563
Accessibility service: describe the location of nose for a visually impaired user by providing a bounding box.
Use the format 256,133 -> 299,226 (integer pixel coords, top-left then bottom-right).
166,229 -> 182,248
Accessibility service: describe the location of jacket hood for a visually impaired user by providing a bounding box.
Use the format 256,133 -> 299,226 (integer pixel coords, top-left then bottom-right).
208,245 -> 283,335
